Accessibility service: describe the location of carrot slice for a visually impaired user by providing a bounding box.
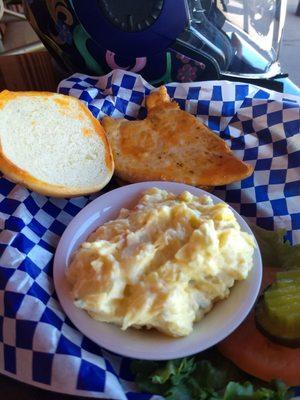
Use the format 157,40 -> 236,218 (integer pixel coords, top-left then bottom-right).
218,267 -> 300,386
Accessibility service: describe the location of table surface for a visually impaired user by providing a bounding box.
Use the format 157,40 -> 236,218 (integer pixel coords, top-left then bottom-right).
0,50 -> 91,399
0,50 -> 66,92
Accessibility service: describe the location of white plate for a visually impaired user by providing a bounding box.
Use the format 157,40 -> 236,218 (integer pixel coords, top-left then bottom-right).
53,181 -> 262,360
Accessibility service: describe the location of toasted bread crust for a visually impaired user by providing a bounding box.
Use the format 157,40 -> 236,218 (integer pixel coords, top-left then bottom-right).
0,90 -> 114,197
102,87 -> 253,187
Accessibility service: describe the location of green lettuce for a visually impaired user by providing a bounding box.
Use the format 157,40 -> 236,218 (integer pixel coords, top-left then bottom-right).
251,225 -> 300,269
131,357 -> 293,400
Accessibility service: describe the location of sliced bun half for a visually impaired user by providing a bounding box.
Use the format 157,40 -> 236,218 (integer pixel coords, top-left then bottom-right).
0,90 -> 114,197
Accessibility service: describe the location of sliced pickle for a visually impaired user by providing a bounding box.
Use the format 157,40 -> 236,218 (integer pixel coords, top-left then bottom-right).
277,270 -> 300,282
272,281 -> 300,290
255,270 -> 300,347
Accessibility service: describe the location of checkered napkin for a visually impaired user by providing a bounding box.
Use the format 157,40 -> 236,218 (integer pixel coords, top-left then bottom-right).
0,69 -> 300,399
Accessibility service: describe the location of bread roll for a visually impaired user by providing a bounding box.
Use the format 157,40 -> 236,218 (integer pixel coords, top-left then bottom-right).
0,90 -> 114,197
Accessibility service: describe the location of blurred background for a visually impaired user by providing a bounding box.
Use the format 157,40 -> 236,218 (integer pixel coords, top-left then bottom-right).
0,0 -> 299,89
280,0 -> 300,86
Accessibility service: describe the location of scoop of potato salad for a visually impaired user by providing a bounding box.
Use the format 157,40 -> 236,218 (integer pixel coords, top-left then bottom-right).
66,188 -> 255,337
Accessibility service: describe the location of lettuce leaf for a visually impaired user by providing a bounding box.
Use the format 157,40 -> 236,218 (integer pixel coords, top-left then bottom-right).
251,225 -> 300,269
131,357 -> 293,400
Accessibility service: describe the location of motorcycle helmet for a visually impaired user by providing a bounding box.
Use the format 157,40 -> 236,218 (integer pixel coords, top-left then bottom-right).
24,0 -> 287,86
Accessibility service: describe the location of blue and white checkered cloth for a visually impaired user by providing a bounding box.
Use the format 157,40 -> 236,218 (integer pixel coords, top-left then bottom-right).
0,69 -> 299,398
